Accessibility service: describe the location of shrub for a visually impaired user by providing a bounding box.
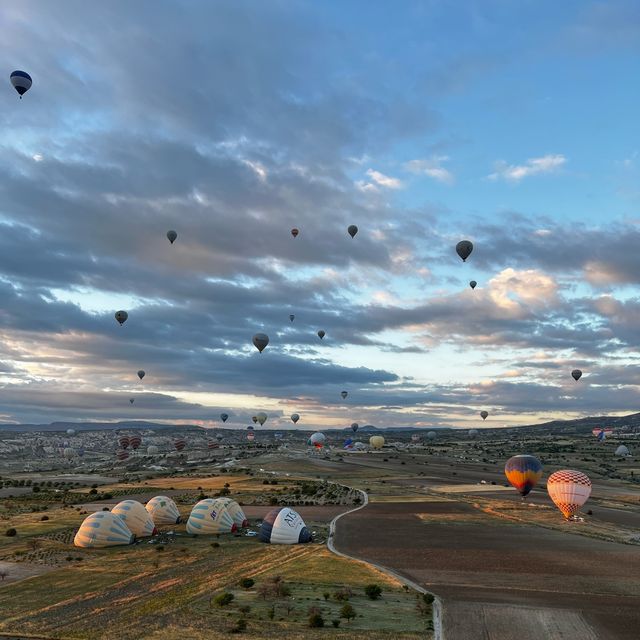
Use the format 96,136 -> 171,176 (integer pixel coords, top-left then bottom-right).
156,545 -> 164,552
364,584 -> 382,600
40,515 -> 49,521
211,542 -> 220,548
308,613 -> 324,628
89,488 -> 97,495
214,592 -> 235,607
230,618 -> 247,634
239,578 -> 255,589
269,497 -> 278,506
32,486 -> 40,493
323,592 -> 330,601
333,586 -> 352,601
5,528 -> 17,537
332,619 -> 341,628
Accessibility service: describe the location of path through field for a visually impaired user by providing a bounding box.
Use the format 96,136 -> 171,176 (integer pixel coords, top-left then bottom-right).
333,500 -> 640,640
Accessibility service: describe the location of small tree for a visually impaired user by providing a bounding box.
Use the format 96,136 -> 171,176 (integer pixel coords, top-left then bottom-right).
364,584 -> 382,600
308,613 -> 324,628
5,528 -> 17,537
340,603 -> 356,623
239,577 -> 255,589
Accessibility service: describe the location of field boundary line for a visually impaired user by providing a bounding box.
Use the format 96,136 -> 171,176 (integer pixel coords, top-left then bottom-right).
327,484 -> 443,640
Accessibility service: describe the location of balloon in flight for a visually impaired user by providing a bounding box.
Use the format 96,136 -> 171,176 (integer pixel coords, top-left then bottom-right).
129,398 -> 135,404
571,369 -> 582,381
504,455 -> 543,497
118,435 -> 130,449
137,370 -> 145,380
470,280 -> 477,290
456,240 -> 473,262
480,411 -> 489,421
351,422 -> 359,433
166,230 -> 177,244
10,70 -> 32,98
256,412 -> 268,426
317,330 -> 325,339
129,435 -> 142,450
426,431 -> 437,441
547,470 -> 591,519
369,435 -> 385,449
174,438 -> 186,451
347,225 -> 358,238
341,390 -> 348,399
289,314 -> 295,322
291,228 -> 299,238
252,333 -> 269,353
220,413 -> 229,423
115,310 -> 128,325
290,413 -> 300,424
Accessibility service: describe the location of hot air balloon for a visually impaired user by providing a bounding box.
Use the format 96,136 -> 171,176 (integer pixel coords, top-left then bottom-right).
468,429 -> 478,438
310,432 -> 326,449
291,413 -> 300,424
289,314 -> 295,322
253,333 -> 269,353
63,447 -> 76,459
145,496 -> 181,525
10,70 -> 32,98
317,330 -> 325,339
129,435 -> 142,450
111,500 -> 157,537
186,499 -> 237,535
456,240 -> 473,262
137,370 -> 145,380
174,438 -> 186,452
166,230 -> 177,244
351,422 -> 359,433
247,425 -> 254,431
257,412 -> 268,426
341,390 -> 348,399
347,225 -> 358,239
504,455 -> 543,497
369,435 -> 385,449
214,498 -> 248,528
615,445 -> 630,457
259,507 -> 312,544
480,411 -> 489,421
470,280 -> 477,290
115,310 -> 128,325
220,413 -> 229,423
344,438 -> 354,450
66,428 -> 76,436
116,449 -> 129,461
74,512 -> 134,548
291,228 -> 299,238
147,445 -> 159,455
251,416 -> 258,424
247,432 -> 255,442
130,398 -> 135,404
216,434 -> 223,442
274,432 -> 283,440
427,431 -> 437,441
547,470 -> 591,519
118,435 -> 130,449
571,369 -> 582,381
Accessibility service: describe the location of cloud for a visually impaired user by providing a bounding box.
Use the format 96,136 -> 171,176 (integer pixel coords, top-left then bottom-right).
360,168 -> 403,190
404,156 -> 454,185
488,154 -> 566,182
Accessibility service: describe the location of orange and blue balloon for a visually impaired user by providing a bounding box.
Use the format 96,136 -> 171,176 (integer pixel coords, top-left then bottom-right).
505,454 -> 543,497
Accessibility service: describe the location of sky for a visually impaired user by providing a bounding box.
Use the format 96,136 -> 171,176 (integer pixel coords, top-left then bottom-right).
0,0 -> 639,429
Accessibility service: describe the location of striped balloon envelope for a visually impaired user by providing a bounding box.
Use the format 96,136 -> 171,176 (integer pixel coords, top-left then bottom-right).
111,500 -> 157,537
208,441 -> 219,449
259,507 -> 312,544
116,449 -> 129,461
174,438 -> 186,451
145,496 -> 181,525
547,469 -> 592,519
129,435 -> 142,450
74,512 -> 134,548
504,455 -> 543,497
214,498 -> 248,527
186,498 -> 237,534
247,432 -> 255,442
118,435 -> 130,449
